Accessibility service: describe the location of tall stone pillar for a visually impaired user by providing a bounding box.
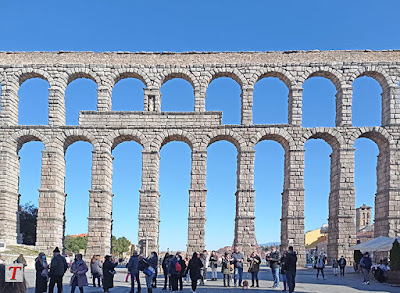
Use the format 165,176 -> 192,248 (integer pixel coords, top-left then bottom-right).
288,87 -> 302,126
187,150 -> 207,254
375,146 -> 400,238
86,149 -> 114,258
144,88 -> 161,112
0,147 -> 20,244
97,84 -> 112,112
382,85 -> 400,126
138,150 -> 160,255
233,150 -> 256,258
0,76 -> 19,125
194,89 -> 206,112
386,147 -> 400,238
281,149 -> 305,266
48,79 -> 66,126
328,148 -> 356,262
241,87 -> 253,125
335,85 -> 352,127
36,146 -> 66,254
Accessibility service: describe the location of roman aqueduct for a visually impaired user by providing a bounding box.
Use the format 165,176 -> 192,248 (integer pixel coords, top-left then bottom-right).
0,50 -> 399,265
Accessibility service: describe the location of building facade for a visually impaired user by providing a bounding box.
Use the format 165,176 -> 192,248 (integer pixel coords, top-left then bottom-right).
356,204 -> 372,232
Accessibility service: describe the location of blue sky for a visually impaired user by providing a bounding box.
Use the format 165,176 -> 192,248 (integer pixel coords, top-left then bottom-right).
2,0 -> 399,251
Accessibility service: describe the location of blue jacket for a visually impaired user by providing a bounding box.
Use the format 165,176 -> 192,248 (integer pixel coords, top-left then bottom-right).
360,256 -> 372,270
232,252 -> 244,269
127,255 -> 139,275
168,257 -> 180,275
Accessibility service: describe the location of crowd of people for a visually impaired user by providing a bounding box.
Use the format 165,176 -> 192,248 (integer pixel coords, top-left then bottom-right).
30,246 -> 299,293
137,246 -> 299,293
29,247 -> 118,293
0,246 -> 392,293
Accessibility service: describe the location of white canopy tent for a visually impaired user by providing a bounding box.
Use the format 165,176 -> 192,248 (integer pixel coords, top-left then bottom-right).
349,236 -> 400,252
374,236 -> 400,252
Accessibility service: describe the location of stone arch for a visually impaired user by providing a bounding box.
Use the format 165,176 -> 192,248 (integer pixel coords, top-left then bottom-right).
348,66 -> 394,88
299,66 -> 344,91
104,129 -> 147,151
110,68 -> 151,89
65,68 -> 101,86
348,127 -> 393,152
299,67 -> 346,127
249,128 -> 295,152
249,67 -> 295,90
349,127 -> 393,239
301,127 -> 344,150
156,69 -> 200,91
204,68 -> 247,89
7,129 -> 50,153
60,129 -> 100,152
202,129 -> 245,152
15,68 -> 53,86
349,67 -> 395,126
151,129 -> 197,151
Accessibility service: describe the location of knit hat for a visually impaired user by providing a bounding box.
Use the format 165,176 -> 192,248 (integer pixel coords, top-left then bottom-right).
53,247 -> 60,253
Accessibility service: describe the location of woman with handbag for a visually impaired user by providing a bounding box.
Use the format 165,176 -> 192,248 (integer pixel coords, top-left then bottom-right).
247,252 -> 261,287
90,255 -> 102,287
209,251 -> 218,281
103,255 -> 118,292
221,252 -> 233,287
143,252 -> 158,293
35,252 -> 49,293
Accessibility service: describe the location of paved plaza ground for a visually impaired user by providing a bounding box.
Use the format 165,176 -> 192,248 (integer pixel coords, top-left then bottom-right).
22,266 -> 399,293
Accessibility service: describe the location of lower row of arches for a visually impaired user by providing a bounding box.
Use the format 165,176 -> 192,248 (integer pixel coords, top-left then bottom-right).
18,136 -> 379,251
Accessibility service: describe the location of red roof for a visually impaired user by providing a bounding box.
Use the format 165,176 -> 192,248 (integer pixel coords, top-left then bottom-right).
69,233 -> 88,238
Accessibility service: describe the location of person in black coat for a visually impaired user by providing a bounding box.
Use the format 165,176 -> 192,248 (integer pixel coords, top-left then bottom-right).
35,252 -> 49,293
187,252 -> 203,293
161,253 -> 171,290
177,253 -> 187,291
339,256 -> 347,276
247,252 -> 261,287
49,247 -> 68,293
127,251 -> 141,293
103,255 -> 118,293
283,246 -> 297,293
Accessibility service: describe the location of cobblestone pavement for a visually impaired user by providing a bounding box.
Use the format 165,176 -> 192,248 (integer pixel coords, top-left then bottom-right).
23,266 -> 399,293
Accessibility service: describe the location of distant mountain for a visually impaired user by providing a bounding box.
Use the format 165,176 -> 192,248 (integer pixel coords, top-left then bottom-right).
259,242 -> 281,247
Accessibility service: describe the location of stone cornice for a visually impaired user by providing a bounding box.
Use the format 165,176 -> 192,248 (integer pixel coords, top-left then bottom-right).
1,50 -> 400,65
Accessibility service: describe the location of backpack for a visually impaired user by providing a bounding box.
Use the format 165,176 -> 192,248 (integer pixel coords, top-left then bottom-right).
175,261 -> 182,272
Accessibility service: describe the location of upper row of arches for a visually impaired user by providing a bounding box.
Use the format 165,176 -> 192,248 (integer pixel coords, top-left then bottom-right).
1,65 -> 400,126
2,65 -> 399,89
